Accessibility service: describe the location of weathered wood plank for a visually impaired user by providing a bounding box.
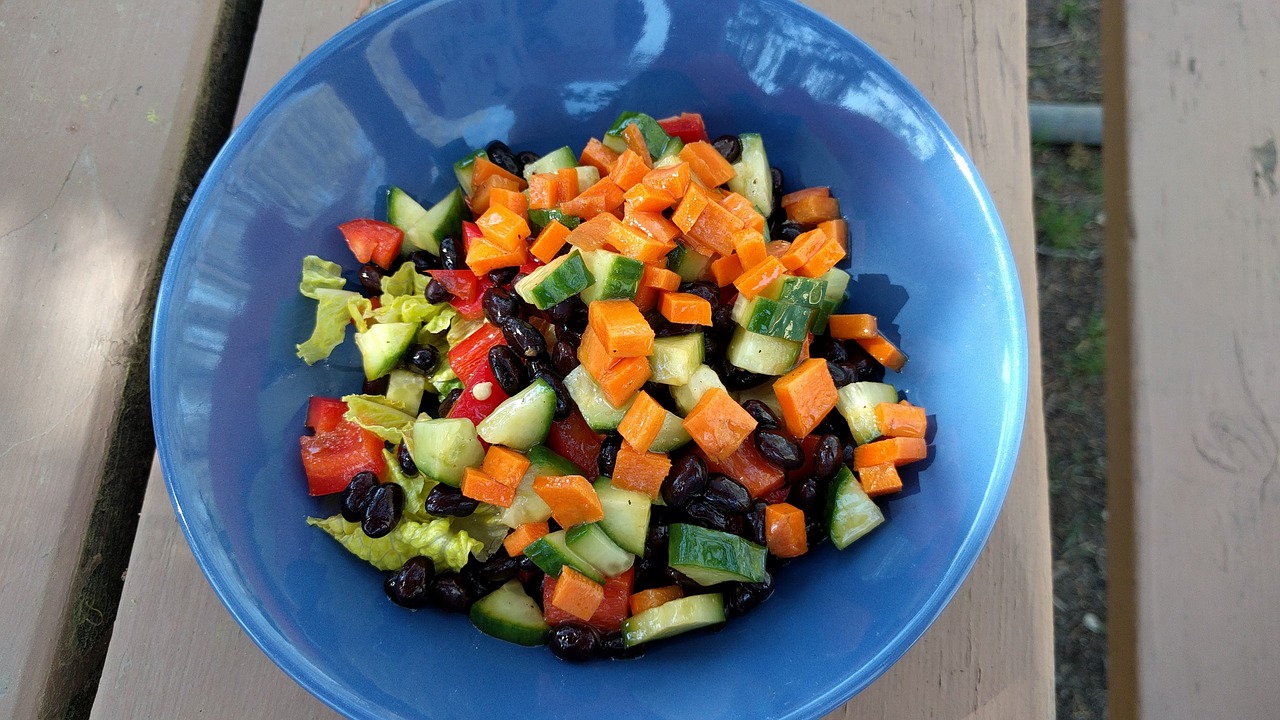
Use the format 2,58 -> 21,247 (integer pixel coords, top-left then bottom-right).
94,0 -> 1050,717
0,0 -> 240,716
1104,1 -> 1280,719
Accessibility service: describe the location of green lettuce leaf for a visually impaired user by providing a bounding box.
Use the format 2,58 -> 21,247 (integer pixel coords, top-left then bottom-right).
382,448 -> 437,521
446,317 -> 484,349
341,395 -> 415,443
346,296 -> 373,333
373,295 -> 457,330
296,289 -> 359,364
450,503 -> 508,560
299,255 -> 346,299
307,514 -> 482,572
379,263 -> 420,300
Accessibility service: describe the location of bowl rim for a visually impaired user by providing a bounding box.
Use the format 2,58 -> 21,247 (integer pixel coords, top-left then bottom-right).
151,0 -> 1028,717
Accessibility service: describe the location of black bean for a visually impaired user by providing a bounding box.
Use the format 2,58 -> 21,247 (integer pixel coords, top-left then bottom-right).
745,500 -> 769,545
526,356 -> 555,382
488,345 -> 528,395
650,313 -> 698,337
438,387 -> 462,417
812,434 -> 842,481
684,498 -> 733,532
844,342 -> 886,382
470,550 -> 522,589
632,554 -> 666,591
516,149 -> 542,168
357,262 -> 386,293
409,249 -> 440,273
826,360 -> 853,387
428,574 -> 475,613
480,287 -> 518,325
558,328 -> 582,348
770,166 -> 784,199
755,428 -> 803,470
568,298 -> 590,332
340,471 -> 380,522
551,340 -> 579,376
439,236 -> 465,270
806,519 -> 829,547
362,375 -> 390,396
710,134 -> 742,164
385,556 -> 435,608
809,335 -> 848,363
724,572 -> 775,618
521,571 -> 546,605
678,281 -> 720,307
664,566 -> 706,593
843,441 -> 855,464
548,623 -> 601,662
720,364 -> 767,391
500,317 -> 547,358
424,278 -> 451,304
741,399 -> 781,429
534,369 -> 572,421
643,382 -> 679,414
597,434 -> 623,477
600,631 -> 645,659
704,474 -> 751,515
487,266 -> 519,286
406,344 -> 440,374
424,483 -> 479,517
545,298 -> 575,325
711,305 -> 736,339
396,442 -> 418,476
644,522 -> 670,554
776,220 -> 809,242
789,475 -> 827,519
486,140 -> 522,176
662,455 -> 708,508
361,482 -> 404,538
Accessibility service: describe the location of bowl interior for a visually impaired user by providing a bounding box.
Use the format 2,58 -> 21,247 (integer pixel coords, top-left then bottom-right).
152,0 -> 1026,718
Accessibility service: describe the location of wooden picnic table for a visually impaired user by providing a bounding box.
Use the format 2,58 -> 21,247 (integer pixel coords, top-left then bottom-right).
1,0 -> 1057,717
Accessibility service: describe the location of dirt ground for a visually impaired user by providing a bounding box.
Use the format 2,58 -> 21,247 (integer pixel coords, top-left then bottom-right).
1026,0 -> 1108,718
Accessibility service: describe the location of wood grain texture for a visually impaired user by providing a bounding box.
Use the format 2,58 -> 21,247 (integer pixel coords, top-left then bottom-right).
0,0 -> 230,715
93,0 -> 1050,717
1105,2 -> 1280,719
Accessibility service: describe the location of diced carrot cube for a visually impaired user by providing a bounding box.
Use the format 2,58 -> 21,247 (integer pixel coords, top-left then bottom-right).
475,204 -> 532,252
733,228 -> 768,270
482,445 -> 532,488
772,358 -> 839,438
764,502 -> 808,558
642,162 -> 693,199
854,332 -> 908,371
641,264 -> 681,292
609,149 -> 651,191
732,256 -> 787,299
472,156 -> 527,193
629,585 -> 684,615
532,474 -> 604,526
557,167 -> 581,202
779,228 -> 828,272
709,253 -> 744,288
624,210 -> 681,245
466,238 -> 529,276
659,292 -> 713,326
720,192 -> 766,232
561,178 -> 624,220
682,387 -> 757,462
503,521 -> 550,556
621,123 -> 652,162
551,566 -> 604,621
857,462 -> 904,497
623,181 -> 676,213
588,299 -> 654,358
780,186 -> 830,207
785,194 -> 841,224
461,467 -> 516,508
853,437 -> 928,468
606,221 -> 672,264
528,173 -> 560,210
566,213 -> 620,251
617,391 -> 667,453
487,186 -> 528,220
827,314 -> 878,340
818,218 -> 849,251
577,326 -> 616,382
597,355 -> 651,407
684,199 -> 744,256
580,138 -> 620,175
610,442 -> 672,498
530,221 -> 572,264
678,141 -> 737,187
796,235 -> 846,278
671,183 -> 710,234
766,239 -> 791,258
874,401 -> 928,439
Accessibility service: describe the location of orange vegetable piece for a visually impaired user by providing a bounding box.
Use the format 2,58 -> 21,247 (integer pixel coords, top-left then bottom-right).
621,123 -> 652,162
529,220 -> 572,264
659,292 -> 713,326
460,467 -> 516,508
641,264 -> 681,292
857,462 -> 904,497
732,256 -> 787,299
733,228 -> 768,270
772,358 -> 839,438
472,156 -> 527,192
577,326 -> 615,382
624,210 -> 681,245
779,228 -> 828,272
796,234 -> 846,278
503,521 -> 550,556
623,182 -> 676,213
853,332 -> 908,371
780,186 -> 830,207
705,440 -> 786,499
684,199 -> 744,256
557,167 -> 581,202
606,221 -> 673,264
874,402 -> 928,439
475,204 -> 531,252
785,193 -> 841,224
565,213 -> 619,251
596,355 -> 651,407
682,387 -> 758,462
609,149 -> 652,191
720,192 -> 766,232
617,391 -> 667,453
528,173 -> 560,210
610,441 -> 672,498
709,253 -> 744,288
466,239 -> 529,276
580,137 -> 620,174
561,177 -> 624,220
827,314 -> 878,340
532,474 -> 604,527
766,239 -> 791,258
853,437 -> 928,468
764,502 -> 808,558
588,299 -> 654,358
678,141 -> 737,187
482,445 -> 532,488
642,162 -> 692,199
818,218 -> 849,251
629,585 -> 684,615
487,186 -> 528,220
671,183 -> 710,234
551,566 -> 605,621
633,284 -> 659,312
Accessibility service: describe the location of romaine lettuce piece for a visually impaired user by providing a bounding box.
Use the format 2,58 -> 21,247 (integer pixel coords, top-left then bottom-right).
307,514 -> 482,572
296,288 -> 359,364
341,394 -> 415,444
379,262 -> 420,300
299,255 -> 346,298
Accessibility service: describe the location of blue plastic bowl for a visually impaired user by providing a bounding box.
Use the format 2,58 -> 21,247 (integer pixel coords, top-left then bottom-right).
152,0 -> 1026,717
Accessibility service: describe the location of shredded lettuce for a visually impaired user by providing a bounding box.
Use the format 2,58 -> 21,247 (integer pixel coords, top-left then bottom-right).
373,295 -> 457,330
307,514 -> 482,572
341,395 -> 415,443
296,288 -> 359,364
379,263 -> 420,300
300,255 -> 346,299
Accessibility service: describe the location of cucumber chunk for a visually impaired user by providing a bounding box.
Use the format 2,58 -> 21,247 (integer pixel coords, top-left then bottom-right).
726,133 -> 772,216
593,477 -> 652,556
514,250 -> 594,310
574,166 -> 601,193
602,111 -> 675,160
648,410 -> 692,453
671,364 -> 727,415
469,579 -> 550,647
524,529 -> 605,583
820,267 -> 852,301
453,149 -> 485,195
498,446 -> 578,528
667,244 -> 713,282
580,249 -> 644,303
731,295 -> 813,341
399,187 -> 465,255
827,466 -> 885,549
649,333 -> 705,386
726,326 -> 802,376
565,523 -> 634,577
384,369 -> 425,416
528,208 -> 581,231
410,417 -> 485,487
563,365 -> 635,431
354,322 -> 416,380
667,523 -> 767,585
621,594 -> 725,648
521,145 -> 578,179
835,381 -> 899,445
732,383 -> 783,419
764,276 -> 828,307
476,379 -> 556,450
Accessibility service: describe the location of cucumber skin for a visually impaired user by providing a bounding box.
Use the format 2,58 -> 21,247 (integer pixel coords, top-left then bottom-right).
468,580 -> 549,647
621,594 -> 725,647
826,466 -> 885,549
667,524 -> 767,585
475,379 -> 556,451
514,250 -> 594,310
593,478 -> 652,556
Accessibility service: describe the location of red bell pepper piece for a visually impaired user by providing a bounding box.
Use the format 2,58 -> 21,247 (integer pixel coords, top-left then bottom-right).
299,419 -> 386,496
305,396 -> 348,435
450,274 -> 494,321
705,438 -> 787,499
446,362 -> 510,427
338,218 -> 403,270
543,567 -> 633,632
545,408 -> 605,476
656,112 -> 709,144
462,220 -> 484,252
447,322 -> 506,385
428,269 -> 480,303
